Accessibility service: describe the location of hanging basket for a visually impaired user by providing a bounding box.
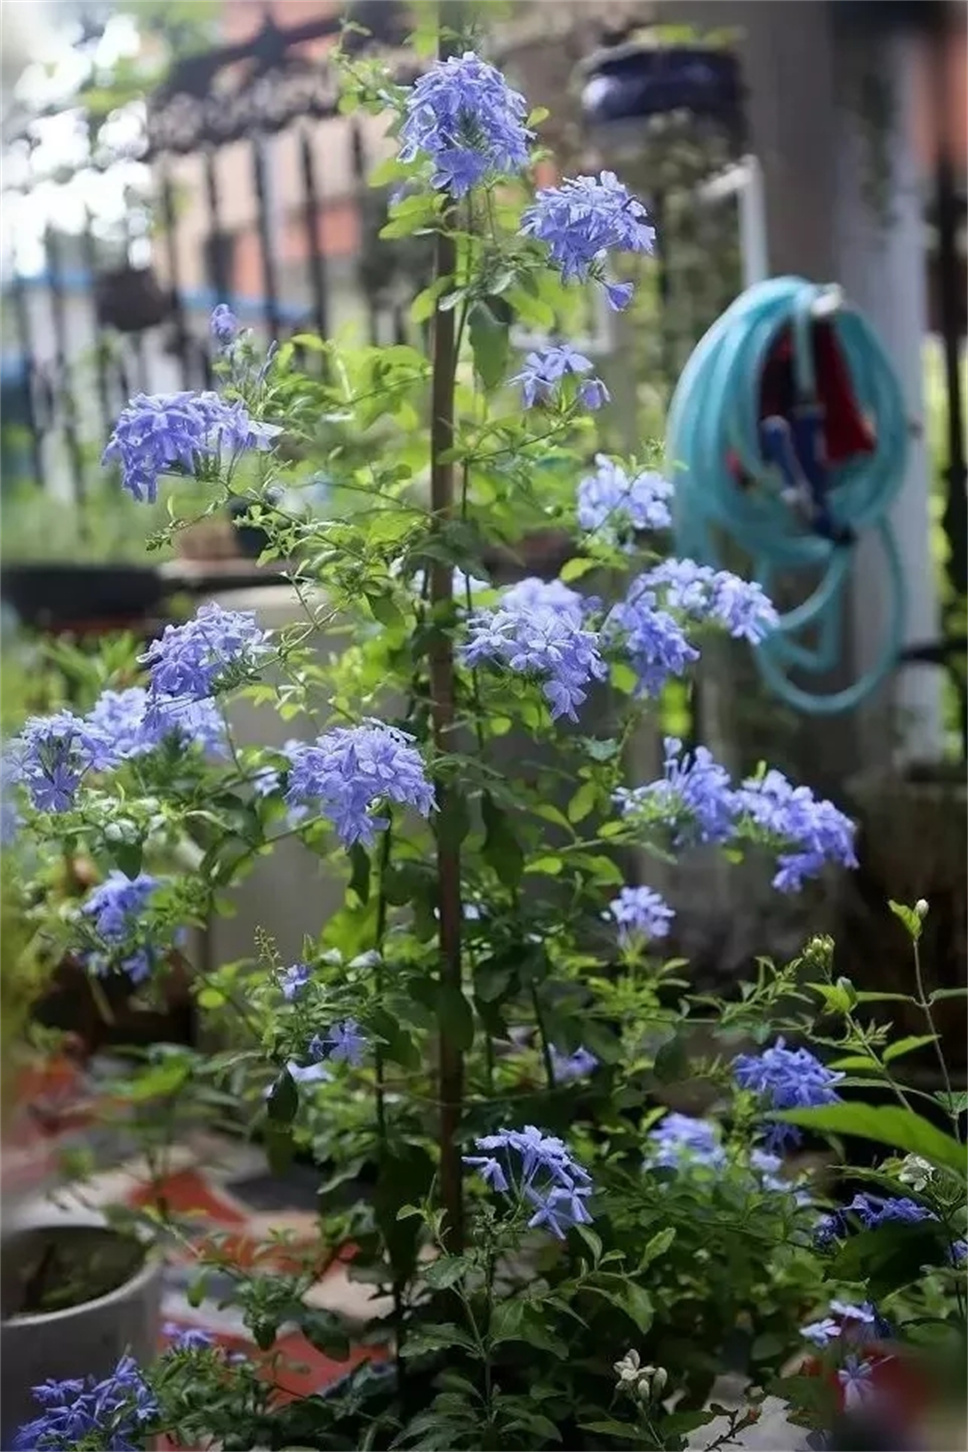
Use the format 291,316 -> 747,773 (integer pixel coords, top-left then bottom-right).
581,40 -> 743,133
95,266 -> 173,334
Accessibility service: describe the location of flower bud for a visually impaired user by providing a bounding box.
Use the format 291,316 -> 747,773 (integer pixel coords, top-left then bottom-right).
915,898 -> 929,918
651,1367 -> 668,1398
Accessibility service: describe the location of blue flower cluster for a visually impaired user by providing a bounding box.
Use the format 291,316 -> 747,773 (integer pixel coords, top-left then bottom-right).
15,1354 -> 157,1451
616,737 -> 738,845
284,721 -> 436,847
86,686 -> 227,761
103,390 -> 279,502
309,1018 -> 368,1068
616,737 -> 857,891
5,711 -> 105,813
801,1300 -> 881,1350
847,1193 -> 935,1230
735,770 -> 858,892
80,871 -> 163,983
463,579 -> 606,721
210,303 -> 239,347
399,51 -> 532,196
512,345 -> 610,410
607,884 -> 675,944
549,1044 -> 598,1083
163,1322 -> 216,1351
733,1037 -> 844,1151
642,558 -> 778,644
645,1112 -> 726,1171
521,170 -> 655,309
577,456 -> 673,542
280,961 -> 312,1000
464,1125 -> 593,1239
606,580 -> 699,697
141,602 -> 270,705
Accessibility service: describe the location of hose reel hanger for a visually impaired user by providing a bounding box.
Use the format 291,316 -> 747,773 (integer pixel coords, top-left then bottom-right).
667,276 -> 908,715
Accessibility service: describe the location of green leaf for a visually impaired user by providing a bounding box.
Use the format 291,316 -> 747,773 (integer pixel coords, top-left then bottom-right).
527,855 -> 563,876
935,1089 -> 968,1115
370,1007 -> 421,1069
527,105 -> 550,125
266,1069 -> 298,1125
653,1034 -> 689,1083
775,1104 -> 965,1174
348,843 -> 370,906
411,276 -> 452,324
481,792 -> 524,888
435,788 -> 471,851
437,981 -> 475,1052
580,1421 -> 643,1441
364,590 -> 405,630
567,781 -> 597,824
889,900 -> 923,942
928,987 -> 968,1003
422,1255 -> 470,1290
831,1221 -> 948,1296
829,1055 -> 884,1073
111,841 -> 143,880
299,1310 -> 350,1361
640,1226 -> 676,1265
399,1323 -> 476,1358
559,556 -> 596,583
574,1223 -> 602,1264
621,1282 -> 653,1334
883,1034 -> 938,1063
468,301 -> 509,390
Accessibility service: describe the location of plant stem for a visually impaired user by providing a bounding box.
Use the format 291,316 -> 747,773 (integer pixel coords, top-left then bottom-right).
912,932 -> 962,1142
430,5 -> 464,1253
530,982 -> 557,1090
374,819 -> 393,1146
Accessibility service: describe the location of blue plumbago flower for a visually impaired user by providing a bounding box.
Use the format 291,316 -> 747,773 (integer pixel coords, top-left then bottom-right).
463,581 -> 607,720
15,1353 -> 158,1451
616,736 -> 738,846
464,1125 -> 593,1239
140,602 -> 270,703
829,1300 -> 883,1346
847,1193 -> 936,1229
499,576 -> 591,620
511,345 -> 609,410
814,1210 -> 846,1248
6,711 -> 106,813
549,1044 -> 598,1083
607,581 -> 699,696
1,786 -> 21,845
399,51 -> 532,196
521,171 -> 655,309
284,721 -> 435,847
837,1355 -> 876,1412
279,962 -> 312,1001
642,558 -> 778,643
735,769 -> 857,892
749,1147 -> 790,1192
733,1038 -> 844,1152
286,1058 -> 332,1087
80,871 -> 162,984
310,1019 -> 368,1067
801,1316 -> 841,1348
85,686 -> 227,762
163,1322 -> 215,1351
210,303 -> 239,346
645,1113 -> 727,1171
578,377 -> 611,410
103,390 -> 280,502
607,884 -> 674,945
577,456 -> 673,542
949,1238 -> 968,1265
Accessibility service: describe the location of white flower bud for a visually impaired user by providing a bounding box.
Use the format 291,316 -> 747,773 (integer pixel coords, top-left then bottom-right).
651,1367 -> 668,1398
915,898 -> 929,918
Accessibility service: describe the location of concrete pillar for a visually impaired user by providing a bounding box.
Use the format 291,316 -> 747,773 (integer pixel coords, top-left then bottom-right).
831,20 -> 944,766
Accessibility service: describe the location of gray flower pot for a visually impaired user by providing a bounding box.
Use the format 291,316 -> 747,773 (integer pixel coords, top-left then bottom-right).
0,1205 -> 162,1447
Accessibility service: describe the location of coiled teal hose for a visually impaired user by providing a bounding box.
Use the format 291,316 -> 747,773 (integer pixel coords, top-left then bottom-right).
667,275 -> 907,714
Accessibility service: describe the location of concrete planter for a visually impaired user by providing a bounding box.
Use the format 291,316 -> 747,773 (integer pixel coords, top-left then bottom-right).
0,1205 -> 162,1446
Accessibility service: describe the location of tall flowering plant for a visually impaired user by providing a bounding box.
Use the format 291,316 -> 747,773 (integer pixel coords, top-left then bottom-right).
5,18 -> 963,1452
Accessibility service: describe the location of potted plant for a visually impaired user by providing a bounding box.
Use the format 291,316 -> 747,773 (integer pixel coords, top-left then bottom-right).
4,16 -> 964,1452
0,1204 -> 162,1449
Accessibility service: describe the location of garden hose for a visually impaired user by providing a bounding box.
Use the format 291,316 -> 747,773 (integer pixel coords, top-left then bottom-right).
667,276 -> 908,715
